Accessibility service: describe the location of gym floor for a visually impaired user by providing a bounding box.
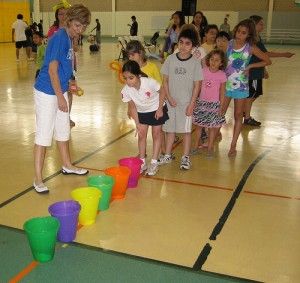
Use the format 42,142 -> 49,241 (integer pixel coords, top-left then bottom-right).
0,39 -> 299,282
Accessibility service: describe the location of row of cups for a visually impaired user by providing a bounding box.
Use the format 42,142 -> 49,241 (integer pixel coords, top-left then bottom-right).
23,157 -> 143,262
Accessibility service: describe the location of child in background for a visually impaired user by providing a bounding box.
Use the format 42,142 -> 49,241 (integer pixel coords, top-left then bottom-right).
244,15 -> 295,126
201,25 -> 218,54
32,31 -> 46,79
121,60 -> 169,176
222,19 -> 271,157
192,49 -> 227,157
159,28 -> 203,170
216,31 -> 230,52
126,40 -> 162,84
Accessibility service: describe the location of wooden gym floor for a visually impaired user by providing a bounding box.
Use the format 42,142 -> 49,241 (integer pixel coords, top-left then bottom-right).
0,40 -> 299,282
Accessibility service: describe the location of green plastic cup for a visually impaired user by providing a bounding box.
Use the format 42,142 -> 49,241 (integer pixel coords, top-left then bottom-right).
87,175 -> 114,211
23,216 -> 60,263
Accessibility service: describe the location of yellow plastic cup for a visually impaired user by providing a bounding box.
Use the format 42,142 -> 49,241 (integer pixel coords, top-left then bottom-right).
71,187 -> 101,226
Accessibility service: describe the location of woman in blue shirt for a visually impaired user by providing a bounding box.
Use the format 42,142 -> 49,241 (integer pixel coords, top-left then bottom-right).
33,4 -> 91,193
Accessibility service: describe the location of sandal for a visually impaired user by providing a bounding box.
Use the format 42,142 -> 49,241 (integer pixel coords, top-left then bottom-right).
33,182 -> 49,194
62,166 -> 89,175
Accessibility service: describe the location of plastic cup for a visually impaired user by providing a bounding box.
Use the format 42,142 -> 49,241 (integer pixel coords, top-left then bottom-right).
48,200 -> 81,243
119,157 -> 143,188
87,175 -> 114,211
23,216 -> 59,263
104,166 -> 131,200
71,187 -> 101,225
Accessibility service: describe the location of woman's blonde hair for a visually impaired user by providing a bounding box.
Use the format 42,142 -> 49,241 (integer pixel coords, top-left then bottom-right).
65,4 -> 91,26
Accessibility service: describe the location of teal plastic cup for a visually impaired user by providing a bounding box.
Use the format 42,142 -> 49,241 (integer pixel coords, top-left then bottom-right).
23,216 -> 60,263
87,175 -> 114,211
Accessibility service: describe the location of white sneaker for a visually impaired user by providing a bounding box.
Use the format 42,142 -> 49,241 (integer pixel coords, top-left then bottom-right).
145,162 -> 159,176
140,162 -> 147,173
180,156 -> 191,170
157,154 -> 173,165
33,182 -> 49,194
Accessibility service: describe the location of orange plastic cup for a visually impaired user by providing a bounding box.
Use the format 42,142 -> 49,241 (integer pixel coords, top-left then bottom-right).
104,166 -> 131,200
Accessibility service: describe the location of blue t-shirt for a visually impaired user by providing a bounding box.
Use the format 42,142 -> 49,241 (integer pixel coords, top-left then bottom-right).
34,28 -> 73,95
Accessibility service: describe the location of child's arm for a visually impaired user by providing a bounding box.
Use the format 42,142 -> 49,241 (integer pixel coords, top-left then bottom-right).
128,101 -> 142,136
163,75 -> 177,107
246,46 -> 272,71
154,87 -> 166,119
219,82 -> 226,116
267,51 -> 295,58
186,80 -> 201,116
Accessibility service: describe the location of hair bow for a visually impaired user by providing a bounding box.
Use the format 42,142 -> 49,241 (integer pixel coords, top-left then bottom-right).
52,0 -> 71,11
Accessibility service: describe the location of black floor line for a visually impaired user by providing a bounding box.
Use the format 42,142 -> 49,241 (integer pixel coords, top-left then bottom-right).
193,149 -> 271,271
0,129 -> 134,209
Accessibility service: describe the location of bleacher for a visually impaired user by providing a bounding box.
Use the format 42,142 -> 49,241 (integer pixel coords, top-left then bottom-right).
261,29 -> 300,44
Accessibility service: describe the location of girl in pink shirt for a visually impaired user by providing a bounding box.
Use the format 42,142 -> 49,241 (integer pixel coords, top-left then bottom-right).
192,49 -> 227,156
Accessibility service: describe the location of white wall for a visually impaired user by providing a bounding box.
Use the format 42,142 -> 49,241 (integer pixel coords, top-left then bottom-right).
34,11 -> 239,37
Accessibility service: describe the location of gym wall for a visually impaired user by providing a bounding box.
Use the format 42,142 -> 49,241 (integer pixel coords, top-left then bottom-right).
0,0 -> 30,42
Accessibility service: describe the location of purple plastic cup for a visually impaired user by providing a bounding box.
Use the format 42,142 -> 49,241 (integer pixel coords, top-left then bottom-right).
48,200 -> 81,243
119,157 -> 143,188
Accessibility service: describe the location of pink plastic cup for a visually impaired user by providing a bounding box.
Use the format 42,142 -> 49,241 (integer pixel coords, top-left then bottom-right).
119,157 -> 143,188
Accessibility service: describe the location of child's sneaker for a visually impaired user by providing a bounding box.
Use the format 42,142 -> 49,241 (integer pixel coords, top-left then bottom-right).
140,161 -> 147,173
157,154 -> 173,165
145,162 -> 159,176
180,156 -> 191,170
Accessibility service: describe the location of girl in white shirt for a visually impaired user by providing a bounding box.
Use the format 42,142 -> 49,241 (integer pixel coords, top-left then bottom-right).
121,60 -> 168,176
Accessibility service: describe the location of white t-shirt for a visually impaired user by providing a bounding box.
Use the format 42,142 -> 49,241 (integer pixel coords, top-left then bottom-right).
121,77 -> 160,113
12,19 -> 28,42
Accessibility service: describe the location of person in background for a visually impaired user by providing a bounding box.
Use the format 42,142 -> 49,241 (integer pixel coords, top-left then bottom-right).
128,15 -> 138,36
91,18 -> 101,46
32,31 -> 46,79
38,19 -> 43,35
201,24 -> 219,54
192,11 -> 208,44
33,4 -> 91,193
161,11 -> 185,58
244,15 -> 295,126
216,31 -> 230,52
220,18 -> 230,34
12,14 -> 33,61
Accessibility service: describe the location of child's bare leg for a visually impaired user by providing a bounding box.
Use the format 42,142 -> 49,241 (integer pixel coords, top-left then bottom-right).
193,125 -> 202,149
165,132 -> 175,155
138,124 -> 149,159
207,128 -> 217,154
183,132 -> 192,156
160,131 -> 166,155
229,99 -> 245,156
152,125 -> 162,160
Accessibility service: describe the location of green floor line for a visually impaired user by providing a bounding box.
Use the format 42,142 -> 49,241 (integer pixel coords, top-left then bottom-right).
0,226 -> 250,282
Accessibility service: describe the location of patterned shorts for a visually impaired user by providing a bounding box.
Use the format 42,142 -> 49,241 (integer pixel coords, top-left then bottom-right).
192,99 -> 225,128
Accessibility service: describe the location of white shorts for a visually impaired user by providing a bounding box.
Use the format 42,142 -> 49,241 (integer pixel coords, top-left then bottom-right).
34,88 -> 70,146
162,102 -> 192,133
